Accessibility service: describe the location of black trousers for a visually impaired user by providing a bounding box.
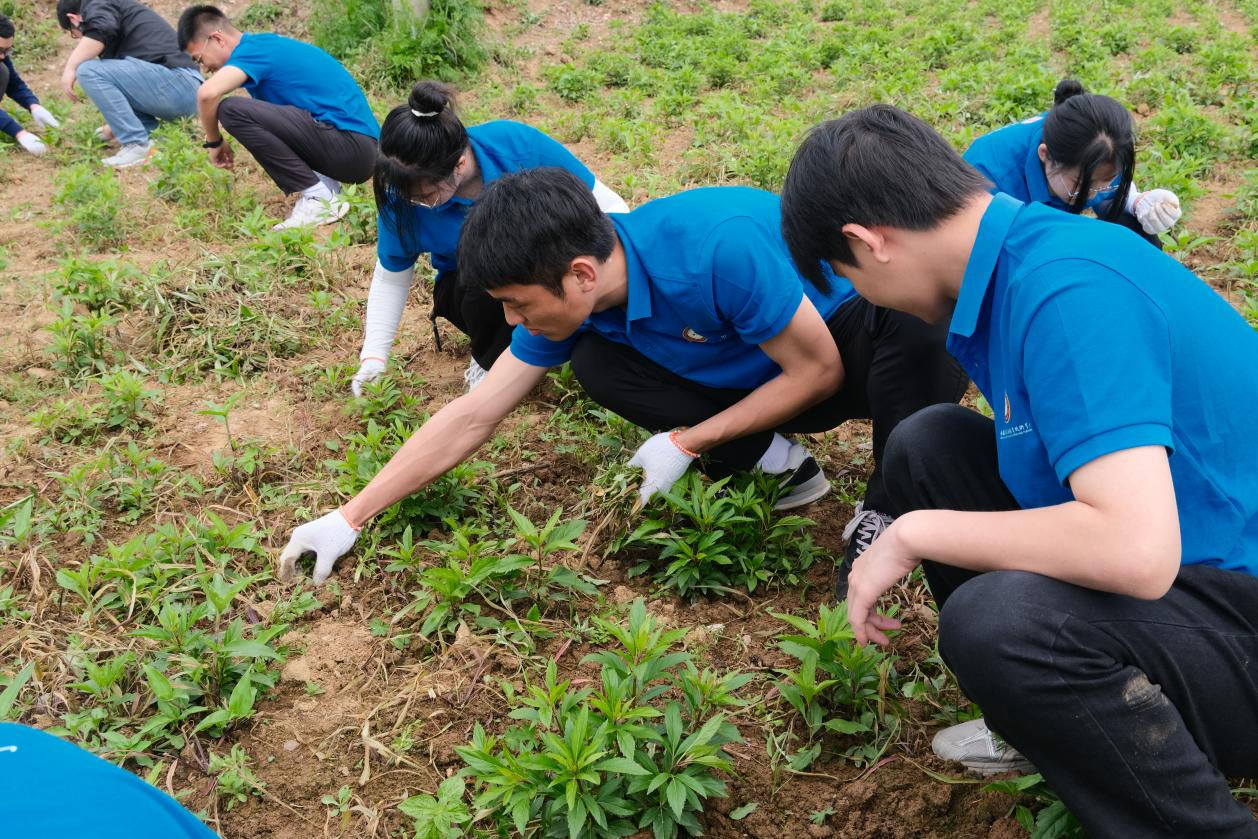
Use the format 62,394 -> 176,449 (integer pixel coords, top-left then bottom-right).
882,404 -> 1258,838
217,96 -> 376,194
569,296 -> 967,509
1109,210 -> 1164,250
430,272 -> 515,371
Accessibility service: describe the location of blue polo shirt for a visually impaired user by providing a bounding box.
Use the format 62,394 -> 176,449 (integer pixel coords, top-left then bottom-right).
950,192 -> 1258,575
0,723 -> 218,837
225,33 -> 379,139
963,115 -> 1075,213
377,121 -> 596,280
509,187 -> 857,390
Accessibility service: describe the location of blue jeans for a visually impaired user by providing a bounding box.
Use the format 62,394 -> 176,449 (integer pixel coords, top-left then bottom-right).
75,58 -> 201,145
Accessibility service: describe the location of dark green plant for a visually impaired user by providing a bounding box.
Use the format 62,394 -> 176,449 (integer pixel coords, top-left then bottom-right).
456,600 -> 743,838
619,471 -> 825,598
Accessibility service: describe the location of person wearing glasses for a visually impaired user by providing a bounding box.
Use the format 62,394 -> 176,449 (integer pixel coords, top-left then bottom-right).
963,79 -> 1181,247
350,80 -> 629,396
281,168 -> 966,585
0,13 -> 60,156
176,5 -> 378,230
54,0 -> 201,168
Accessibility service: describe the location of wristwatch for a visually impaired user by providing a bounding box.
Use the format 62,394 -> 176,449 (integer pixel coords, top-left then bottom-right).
202,138 -> 224,148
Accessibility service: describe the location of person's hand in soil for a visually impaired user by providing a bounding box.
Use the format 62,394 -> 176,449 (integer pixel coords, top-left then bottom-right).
60,71 -> 79,102
628,431 -> 697,504
845,517 -> 914,646
30,105 -> 59,130
278,509 -> 360,584
208,141 -> 234,170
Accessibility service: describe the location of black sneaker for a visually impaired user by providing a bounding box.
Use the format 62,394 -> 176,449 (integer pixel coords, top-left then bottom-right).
834,501 -> 894,600
773,442 -> 831,510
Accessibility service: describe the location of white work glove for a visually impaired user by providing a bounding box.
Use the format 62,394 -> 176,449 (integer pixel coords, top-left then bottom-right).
277,509 -> 360,584
628,431 -> 697,504
1131,189 -> 1181,235
351,356 -> 387,397
30,105 -> 60,130
16,130 -> 46,156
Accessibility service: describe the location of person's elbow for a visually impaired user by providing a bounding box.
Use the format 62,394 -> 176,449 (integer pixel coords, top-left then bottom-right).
1123,534 -> 1181,600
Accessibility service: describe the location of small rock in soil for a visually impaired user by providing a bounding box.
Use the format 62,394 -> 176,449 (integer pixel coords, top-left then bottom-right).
281,658 -> 313,683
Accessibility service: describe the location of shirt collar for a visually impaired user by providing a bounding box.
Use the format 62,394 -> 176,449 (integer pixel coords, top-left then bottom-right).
950,192 -> 1022,338
1022,127 -> 1054,205
611,215 -> 651,322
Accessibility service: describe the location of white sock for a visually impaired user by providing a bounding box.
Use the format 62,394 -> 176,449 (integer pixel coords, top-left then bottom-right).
302,181 -> 334,202
755,433 -> 792,473
315,172 -> 341,194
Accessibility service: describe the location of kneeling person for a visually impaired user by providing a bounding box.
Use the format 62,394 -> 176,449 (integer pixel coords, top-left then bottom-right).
177,5 -> 379,230
280,168 -> 965,584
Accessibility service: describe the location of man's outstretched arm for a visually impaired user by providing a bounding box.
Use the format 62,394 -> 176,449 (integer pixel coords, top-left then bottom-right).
279,349 -> 549,582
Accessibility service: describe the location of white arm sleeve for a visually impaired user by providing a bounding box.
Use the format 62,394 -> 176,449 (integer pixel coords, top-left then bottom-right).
1124,181 -> 1142,214
592,178 -> 630,214
360,260 -> 416,362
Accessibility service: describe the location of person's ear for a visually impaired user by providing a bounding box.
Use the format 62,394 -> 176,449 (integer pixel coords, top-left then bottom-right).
1037,143 -> 1050,166
567,256 -> 600,292
840,223 -> 892,264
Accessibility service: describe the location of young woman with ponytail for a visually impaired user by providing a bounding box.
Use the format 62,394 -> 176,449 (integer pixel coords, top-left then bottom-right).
963,79 -> 1182,247
352,81 -> 629,396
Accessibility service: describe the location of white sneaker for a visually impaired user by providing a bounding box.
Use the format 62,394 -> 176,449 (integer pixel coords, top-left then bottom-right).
272,194 -> 349,230
315,172 -> 342,195
102,142 -> 153,168
463,358 -> 488,391
931,718 -> 1036,776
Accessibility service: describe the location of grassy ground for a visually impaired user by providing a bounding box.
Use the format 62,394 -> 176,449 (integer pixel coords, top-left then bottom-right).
1,0 -> 1256,836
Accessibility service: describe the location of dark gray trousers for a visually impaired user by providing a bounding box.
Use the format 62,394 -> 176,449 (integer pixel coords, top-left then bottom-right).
218,96 -> 376,193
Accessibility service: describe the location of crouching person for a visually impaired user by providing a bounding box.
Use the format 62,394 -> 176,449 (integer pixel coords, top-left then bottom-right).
781,104 -> 1258,837
279,168 -> 965,584
177,5 -> 379,230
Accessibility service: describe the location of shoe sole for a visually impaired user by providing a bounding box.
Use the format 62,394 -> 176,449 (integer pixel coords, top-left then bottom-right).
773,471 -> 831,510
946,758 -> 1037,777
105,152 -> 154,169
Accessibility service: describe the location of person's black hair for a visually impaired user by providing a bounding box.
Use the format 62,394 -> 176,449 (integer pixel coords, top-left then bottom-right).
458,167 -> 616,297
374,81 -> 469,253
176,5 -> 231,51
55,0 -> 81,31
1041,79 -> 1135,220
780,104 -> 989,289
0,14 -> 15,39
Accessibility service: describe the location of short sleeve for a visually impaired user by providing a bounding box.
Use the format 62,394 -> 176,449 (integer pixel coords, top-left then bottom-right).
508,325 -> 576,368
376,213 -> 418,272
532,130 -> 595,188
80,0 -> 121,41
1016,262 -> 1174,484
224,41 -> 262,83
707,217 -> 805,346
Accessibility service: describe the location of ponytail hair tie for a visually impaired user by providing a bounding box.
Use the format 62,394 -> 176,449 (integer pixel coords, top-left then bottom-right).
411,108 -> 440,118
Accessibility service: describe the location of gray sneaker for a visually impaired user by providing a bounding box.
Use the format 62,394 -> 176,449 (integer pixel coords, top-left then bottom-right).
102,142 -> 154,168
931,718 -> 1036,776
773,442 -> 830,510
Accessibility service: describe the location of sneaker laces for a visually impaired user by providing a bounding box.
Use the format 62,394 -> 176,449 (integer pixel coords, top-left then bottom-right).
842,501 -> 892,550
955,722 -> 1019,759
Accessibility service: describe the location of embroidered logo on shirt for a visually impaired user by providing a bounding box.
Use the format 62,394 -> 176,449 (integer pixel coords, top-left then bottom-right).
681,328 -> 708,343
1003,392 -> 1011,423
